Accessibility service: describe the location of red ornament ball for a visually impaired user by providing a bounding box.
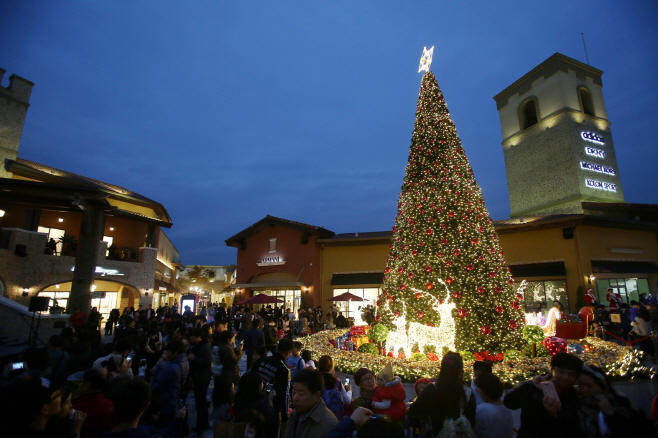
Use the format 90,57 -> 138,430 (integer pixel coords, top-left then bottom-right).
489,271 -> 496,278
494,287 -> 502,293
397,267 -> 404,274
427,323 -> 434,327
437,251 -> 444,257
417,311 -> 425,319
509,320 -> 518,329
453,291 -> 462,299
477,286 -> 485,294
445,260 -> 452,266
415,292 -> 423,300
466,264 -> 474,271
512,301 -> 521,310
516,293 -> 523,301
393,311 -> 400,318
446,277 -> 454,284
426,282 -> 433,290
481,325 -> 492,335
495,306 -> 504,314
458,308 -> 468,318
471,238 -> 479,245
478,255 -> 484,261
425,228 -> 433,235
408,272 -> 415,279
448,211 -> 455,218
441,239 -> 448,246
453,249 -> 461,256
399,284 -> 406,290
384,267 -> 392,274
424,265 -> 432,273
387,295 -> 393,302
376,314 -> 381,322
411,250 -> 418,256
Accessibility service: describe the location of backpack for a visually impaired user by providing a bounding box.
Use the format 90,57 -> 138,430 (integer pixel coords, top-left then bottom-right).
322,379 -> 347,419
435,415 -> 476,438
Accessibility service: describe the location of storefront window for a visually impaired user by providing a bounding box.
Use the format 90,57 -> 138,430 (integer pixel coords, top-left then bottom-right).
259,289 -> 301,313
331,287 -> 381,320
595,278 -> 645,305
37,290 -> 118,319
515,280 -> 567,311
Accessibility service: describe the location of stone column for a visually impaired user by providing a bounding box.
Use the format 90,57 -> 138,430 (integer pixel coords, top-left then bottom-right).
67,205 -> 105,314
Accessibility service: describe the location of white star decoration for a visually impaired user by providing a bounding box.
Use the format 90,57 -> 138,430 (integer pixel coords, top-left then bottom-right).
418,46 -> 434,73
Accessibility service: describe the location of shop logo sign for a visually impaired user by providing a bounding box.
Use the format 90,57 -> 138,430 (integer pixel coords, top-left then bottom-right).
581,132 -> 605,145
586,179 -> 617,192
262,256 -> 281,263
580,161 -> 616,175
585,147 -> 605,159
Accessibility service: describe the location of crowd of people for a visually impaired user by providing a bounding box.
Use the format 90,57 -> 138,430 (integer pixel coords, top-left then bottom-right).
1,299 -> 657,438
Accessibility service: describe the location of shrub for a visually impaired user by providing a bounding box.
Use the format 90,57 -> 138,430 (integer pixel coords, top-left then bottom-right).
357,343 -> 379,355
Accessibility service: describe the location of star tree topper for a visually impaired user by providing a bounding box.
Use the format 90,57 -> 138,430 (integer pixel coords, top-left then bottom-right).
418,46 -> 434,73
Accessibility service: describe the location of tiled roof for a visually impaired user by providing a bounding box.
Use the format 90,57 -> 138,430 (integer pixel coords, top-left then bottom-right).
9,158 -> 171,223
331,231 -> 393,239
225,215 -> 334,246
14,158 -> 159,204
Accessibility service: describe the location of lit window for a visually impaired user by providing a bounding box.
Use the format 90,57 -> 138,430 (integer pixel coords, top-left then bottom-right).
269,238 -> 276,253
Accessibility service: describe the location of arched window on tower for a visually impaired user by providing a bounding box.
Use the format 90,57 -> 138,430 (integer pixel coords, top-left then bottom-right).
578,86 -> 595,116
519,98 -> 538,130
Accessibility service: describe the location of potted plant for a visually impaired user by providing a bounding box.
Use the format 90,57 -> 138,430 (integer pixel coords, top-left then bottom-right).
57,234 -> 77,256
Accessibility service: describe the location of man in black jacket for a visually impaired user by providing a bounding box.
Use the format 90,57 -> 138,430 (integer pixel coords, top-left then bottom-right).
243,318 -> 266,369
263,316 -> 278,355
255,338 -> 294,434
504,352 -> 583,438
187,327 -> 213,433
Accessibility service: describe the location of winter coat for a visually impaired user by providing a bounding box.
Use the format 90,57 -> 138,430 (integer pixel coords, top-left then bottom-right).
188,338 -> 212,381
149,354 -> 190,414
372,376 -> 407,421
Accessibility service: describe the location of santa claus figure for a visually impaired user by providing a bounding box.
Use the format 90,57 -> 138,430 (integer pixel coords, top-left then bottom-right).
606,286 -> 622,312
584,288 -> 599,306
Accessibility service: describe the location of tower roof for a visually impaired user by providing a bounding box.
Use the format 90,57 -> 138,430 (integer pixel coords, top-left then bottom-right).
493,53 -> 603,110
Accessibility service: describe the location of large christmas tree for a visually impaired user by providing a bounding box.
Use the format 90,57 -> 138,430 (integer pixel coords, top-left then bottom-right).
377,69 -> 525,355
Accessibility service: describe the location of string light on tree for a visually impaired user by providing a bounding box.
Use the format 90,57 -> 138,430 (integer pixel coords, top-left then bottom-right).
377,47 -> 526,354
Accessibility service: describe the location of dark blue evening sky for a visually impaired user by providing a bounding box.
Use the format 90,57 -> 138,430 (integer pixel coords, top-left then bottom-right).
1,1 -> 656,265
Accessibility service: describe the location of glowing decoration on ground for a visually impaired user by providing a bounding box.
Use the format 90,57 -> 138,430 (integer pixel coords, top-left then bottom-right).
418,46 -> 434,73
385,287 -> 457,357
542,337 -> 567,356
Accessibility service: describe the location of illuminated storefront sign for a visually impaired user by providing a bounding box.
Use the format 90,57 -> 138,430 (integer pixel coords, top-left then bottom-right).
585,179 -> 617,192
580,161 -> 616,175
58,265 -> 130,276
258,256 -> 286,266
581,132 -> 605,145
585,147 -> 605,158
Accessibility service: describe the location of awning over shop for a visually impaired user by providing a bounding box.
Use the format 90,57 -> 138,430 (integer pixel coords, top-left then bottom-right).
231,281 -> 309,289
331,272 -> 384,286
154,279 -> 181,294
592,261 -> 658,274
508,262 -> 566,278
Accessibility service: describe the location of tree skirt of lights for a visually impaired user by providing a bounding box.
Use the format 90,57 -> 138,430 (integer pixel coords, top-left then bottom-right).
300,329 -> 655,385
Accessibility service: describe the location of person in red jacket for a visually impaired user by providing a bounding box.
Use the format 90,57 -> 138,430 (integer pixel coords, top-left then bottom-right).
584,288 -> 599,306
69,308 -> 87,329
372,363 -> 407,422
606,287 -> 622,312
72,368 -> 115,438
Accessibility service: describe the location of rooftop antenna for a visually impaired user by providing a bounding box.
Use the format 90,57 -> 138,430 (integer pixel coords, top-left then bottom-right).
581,33 -> 590,65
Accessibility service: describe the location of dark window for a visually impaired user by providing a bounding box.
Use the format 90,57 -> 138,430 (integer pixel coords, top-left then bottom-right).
522,99 -> 538,130
579,87 -> 595,116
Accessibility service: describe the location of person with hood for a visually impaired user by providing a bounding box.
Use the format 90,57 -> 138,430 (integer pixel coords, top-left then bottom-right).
149,339 -> 190,426
371,363 -> 407,422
